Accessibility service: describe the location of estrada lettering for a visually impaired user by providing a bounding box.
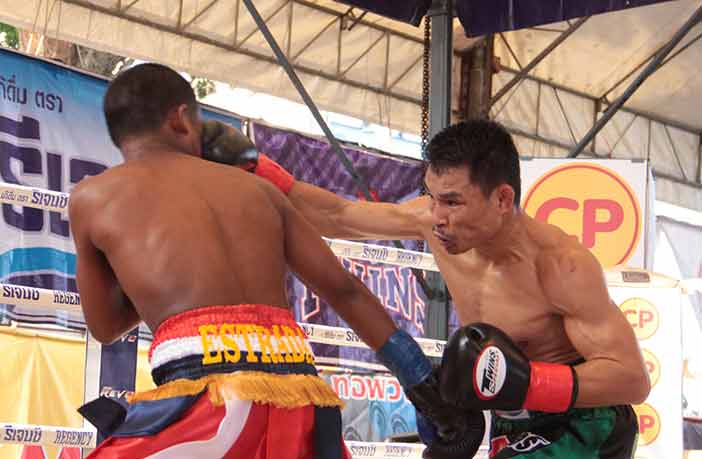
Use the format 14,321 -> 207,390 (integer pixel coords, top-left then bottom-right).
199,323 -> 314,365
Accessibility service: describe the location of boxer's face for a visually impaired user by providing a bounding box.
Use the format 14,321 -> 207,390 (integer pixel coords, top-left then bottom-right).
425,165 -> 514,254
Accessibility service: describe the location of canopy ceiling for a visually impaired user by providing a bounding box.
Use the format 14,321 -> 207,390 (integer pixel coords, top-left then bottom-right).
0,0 -> 700,207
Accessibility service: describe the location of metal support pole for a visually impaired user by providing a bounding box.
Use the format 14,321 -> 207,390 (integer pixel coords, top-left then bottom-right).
569,5 -> 702,158
458,36 -> 494,120
240,0 -> 433,296
424,0 -> 452,341
428,0 -> 453,139
491,17 -> 588,106
241,0 -> 371,199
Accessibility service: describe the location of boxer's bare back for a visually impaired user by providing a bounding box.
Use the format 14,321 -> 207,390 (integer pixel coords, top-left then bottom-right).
70,152 -> 396,349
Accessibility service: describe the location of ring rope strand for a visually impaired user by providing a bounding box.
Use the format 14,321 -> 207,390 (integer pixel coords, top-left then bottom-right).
0,182 -> 453,455
0,182 -> 439,272
0,422 -> 489,458
0,282 -> 446,356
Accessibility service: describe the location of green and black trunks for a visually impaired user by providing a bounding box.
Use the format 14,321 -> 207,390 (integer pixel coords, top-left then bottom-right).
489,405 -> 638,458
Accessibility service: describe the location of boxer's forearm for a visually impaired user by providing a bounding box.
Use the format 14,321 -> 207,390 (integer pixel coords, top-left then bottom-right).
330,274 -> 397,350
573,358 -> 650,407
288,182 -> 425,240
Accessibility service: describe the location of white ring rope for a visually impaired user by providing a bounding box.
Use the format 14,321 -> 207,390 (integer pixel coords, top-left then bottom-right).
0,423 -> 489,458
0,182 -> 450,457
0,283 -> 446,356
0,181 -> 439,272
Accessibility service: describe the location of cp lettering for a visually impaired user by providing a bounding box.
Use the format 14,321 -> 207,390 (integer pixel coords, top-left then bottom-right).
535,197 -> 623,248
638,413 -> 656,435
623,309 -> 655,329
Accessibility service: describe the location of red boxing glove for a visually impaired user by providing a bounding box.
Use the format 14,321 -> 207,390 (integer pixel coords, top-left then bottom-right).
523,362 -> 578,412
200,120 -> 295,195
256,154 -> 295,195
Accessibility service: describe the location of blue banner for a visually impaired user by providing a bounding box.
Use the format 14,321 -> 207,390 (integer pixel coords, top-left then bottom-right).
0,49 -> 242,428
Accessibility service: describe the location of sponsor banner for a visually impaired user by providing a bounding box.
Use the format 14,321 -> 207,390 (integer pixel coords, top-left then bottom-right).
252,122 -> 427,370
324,373 -> 416,443
0,49 -> 242,454
0,47 -> 241,324
0,424 -> 93,448
611,286 -> 683,459
521,159 -> 649,269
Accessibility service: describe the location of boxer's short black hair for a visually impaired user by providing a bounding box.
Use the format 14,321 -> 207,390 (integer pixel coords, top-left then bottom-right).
426,119 -> 521,206
104,63 -> 198,147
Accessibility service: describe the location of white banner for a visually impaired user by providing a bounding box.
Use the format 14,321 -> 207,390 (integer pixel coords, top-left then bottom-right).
611,285 -> 683,459
521,159 -> 650,269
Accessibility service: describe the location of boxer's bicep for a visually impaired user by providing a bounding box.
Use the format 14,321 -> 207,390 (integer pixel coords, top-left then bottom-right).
70,189 -> 138,344
538,250 -> 650,406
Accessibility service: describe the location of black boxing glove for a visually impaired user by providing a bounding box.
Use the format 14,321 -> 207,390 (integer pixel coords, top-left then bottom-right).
439,323 -> 578,413
409,372 -> 485,459
201,120 -> 295,194
376,331 -> 484,459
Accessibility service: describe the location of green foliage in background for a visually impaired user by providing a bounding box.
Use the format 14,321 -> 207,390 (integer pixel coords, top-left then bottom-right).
0,23 -> 19,49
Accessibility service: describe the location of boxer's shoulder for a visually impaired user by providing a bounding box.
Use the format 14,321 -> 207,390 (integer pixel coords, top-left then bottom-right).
536,245 -> 604,314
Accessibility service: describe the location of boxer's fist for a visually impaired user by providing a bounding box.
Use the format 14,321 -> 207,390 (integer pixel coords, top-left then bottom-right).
375,330 -> 484,458
201,120 -> 258,170
439,323 -> 578,413
200,120 -> 294,194
406,371 -> 485,459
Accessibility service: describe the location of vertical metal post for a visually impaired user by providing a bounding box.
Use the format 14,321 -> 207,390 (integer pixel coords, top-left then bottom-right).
424,0 -> 453,341
428,0 -> 452,139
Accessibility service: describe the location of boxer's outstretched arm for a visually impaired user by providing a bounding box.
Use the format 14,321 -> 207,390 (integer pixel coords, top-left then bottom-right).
69,183 -> 140,344
537,248 -> 651,407
288,181 -> 429,240
265,183 -> 398,349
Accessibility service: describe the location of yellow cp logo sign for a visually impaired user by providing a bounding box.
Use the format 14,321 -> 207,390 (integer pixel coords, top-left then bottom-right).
523,163 -> 642,267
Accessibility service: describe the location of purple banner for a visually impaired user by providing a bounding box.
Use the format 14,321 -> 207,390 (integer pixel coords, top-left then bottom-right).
457,0 -> 677,37
252,123 -> 427,367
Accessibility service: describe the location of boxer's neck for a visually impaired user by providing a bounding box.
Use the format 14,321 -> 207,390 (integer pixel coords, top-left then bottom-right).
120,134 -> 184,161
474,209 -> 528,264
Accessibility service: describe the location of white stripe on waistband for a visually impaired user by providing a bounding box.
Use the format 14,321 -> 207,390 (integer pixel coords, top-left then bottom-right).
150,334 -> 315,368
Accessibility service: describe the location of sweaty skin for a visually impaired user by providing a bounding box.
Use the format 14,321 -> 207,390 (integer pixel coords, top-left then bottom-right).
69,152 -> 397,350
284,165 -> 650,408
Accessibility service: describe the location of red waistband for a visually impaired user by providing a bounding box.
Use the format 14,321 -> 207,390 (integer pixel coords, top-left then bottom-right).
150,305 -> 301,360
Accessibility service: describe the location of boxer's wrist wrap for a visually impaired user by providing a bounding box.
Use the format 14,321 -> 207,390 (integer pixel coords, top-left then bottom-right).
376,329 -> 432,388
523,362 -> 578,413
256,154 -> 295,195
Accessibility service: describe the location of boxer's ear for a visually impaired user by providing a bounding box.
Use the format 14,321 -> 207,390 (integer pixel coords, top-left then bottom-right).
493,183 -> 515,213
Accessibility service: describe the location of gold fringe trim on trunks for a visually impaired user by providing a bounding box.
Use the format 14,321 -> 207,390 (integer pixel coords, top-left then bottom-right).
128,371 -> 344,409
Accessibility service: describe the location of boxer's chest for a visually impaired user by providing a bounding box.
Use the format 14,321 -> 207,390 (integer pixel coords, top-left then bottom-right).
436,252 -> 576,360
